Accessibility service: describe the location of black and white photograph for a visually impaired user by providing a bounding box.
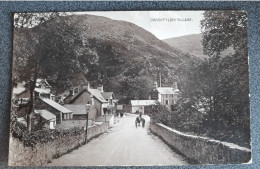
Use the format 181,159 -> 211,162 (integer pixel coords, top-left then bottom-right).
9,11 -> 251,166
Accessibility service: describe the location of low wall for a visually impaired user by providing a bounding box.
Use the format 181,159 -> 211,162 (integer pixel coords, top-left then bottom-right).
9,123 -> 109,166
150,122 -> 251,164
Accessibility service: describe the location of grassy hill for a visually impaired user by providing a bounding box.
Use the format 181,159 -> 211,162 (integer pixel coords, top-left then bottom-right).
13,14 -> 194,103
163,34 -> 233,59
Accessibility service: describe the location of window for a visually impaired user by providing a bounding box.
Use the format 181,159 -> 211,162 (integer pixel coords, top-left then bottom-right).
165,94 -> 168,98
166,100 -> 168,105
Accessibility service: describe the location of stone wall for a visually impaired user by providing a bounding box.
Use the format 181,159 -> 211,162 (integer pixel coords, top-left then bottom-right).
150,122 -> 251,164
9,123 -> 109,166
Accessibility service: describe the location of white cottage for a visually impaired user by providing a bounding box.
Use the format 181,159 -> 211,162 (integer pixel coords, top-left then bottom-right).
130,100 -> 157,114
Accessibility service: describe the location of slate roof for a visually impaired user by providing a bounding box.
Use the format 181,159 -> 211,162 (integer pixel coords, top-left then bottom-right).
89,89 -> 108,103
17,117 -> 27,126
35,109 -> 56,121
13,82 -> 26,95
41,98 -> 72,113
130,100 -> 157,106
63,104 -> 86,115
101,92 -> 113,100
156,87 -> 180,95
36,78 -> 51,88
34,88 -> 50,94
64,89 -> 85,103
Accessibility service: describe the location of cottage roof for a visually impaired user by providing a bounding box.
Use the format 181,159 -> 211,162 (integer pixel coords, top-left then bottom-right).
101,92 -> 113,100
130,100 -> 157,106
63,89 -> 84,103
36,78 -> 51,88
35,109 -> 56,121
63,104 -> 86,115
13,82 -> 26,95
89,89 -> 108,103
17,117 -> 27,126
13,87 -> 26,95
41,98 -> 72,113
156,87 -> 180,95
34,88 -> 50,94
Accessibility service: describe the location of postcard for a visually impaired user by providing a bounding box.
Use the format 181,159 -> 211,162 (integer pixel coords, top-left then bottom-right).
9,11 -> 251,166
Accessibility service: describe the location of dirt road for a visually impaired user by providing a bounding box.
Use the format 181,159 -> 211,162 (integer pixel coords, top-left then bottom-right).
48,113 -> 187,166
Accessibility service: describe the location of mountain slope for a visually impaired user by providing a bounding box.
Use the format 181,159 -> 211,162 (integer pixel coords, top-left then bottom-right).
163,34 -> 234,59
14,14 -> 194,102
163,34 -> 207,59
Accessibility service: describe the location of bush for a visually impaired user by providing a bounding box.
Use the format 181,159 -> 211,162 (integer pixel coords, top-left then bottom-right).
12,120 -> 84,148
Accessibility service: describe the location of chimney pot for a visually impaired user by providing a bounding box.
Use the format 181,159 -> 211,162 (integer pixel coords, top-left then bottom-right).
70,88 -> 74,96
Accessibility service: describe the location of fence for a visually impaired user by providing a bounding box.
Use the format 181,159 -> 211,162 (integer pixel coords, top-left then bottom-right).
9,123 -> 109,166
150,122 -> 251,164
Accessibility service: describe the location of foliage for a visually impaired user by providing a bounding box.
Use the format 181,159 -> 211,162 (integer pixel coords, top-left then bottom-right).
150,104 -> 204,135
151,11 -> 250,147
201,11 -> 247,57
149,105 -> 171,125
14,12 -> 66,28
200,11 -> 250,146
12,14 -> 93,131
12,120 -> 84,148
119,76 -> 152,102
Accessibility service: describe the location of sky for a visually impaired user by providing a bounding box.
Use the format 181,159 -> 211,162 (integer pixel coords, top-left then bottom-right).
74,11 -> 204,40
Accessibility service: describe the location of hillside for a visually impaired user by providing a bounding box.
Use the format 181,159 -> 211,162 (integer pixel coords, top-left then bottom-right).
163,34 -> 233,59
13,14 -> 194,103
163,34 -> 207,59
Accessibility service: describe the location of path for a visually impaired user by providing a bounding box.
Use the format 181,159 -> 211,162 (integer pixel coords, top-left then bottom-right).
48,113 -> 187,166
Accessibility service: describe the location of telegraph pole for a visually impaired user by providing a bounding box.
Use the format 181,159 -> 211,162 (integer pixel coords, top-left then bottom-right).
85,104 -> 91,144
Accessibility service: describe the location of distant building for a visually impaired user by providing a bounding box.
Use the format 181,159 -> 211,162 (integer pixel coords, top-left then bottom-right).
13,78 -> 55,105
149,81 -> 180,111
35,78 -> 51,93
130,100 -> 157,114
35,98 -> 73,123
35,109 -> 56,129
63,83 -> 117,122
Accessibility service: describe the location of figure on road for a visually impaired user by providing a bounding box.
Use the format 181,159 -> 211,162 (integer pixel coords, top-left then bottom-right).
142,118 -> 145,128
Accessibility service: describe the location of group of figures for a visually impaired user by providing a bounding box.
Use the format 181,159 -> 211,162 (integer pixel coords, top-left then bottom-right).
135,114 -> 145,128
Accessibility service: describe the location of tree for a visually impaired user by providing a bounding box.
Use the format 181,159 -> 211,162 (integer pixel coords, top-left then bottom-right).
201,11 -> 247,57
169,11 -> 249,146
119,76 -> 152,102
200,11 -> 250,146
13,14 -> 87,132
14,12 -> 66,28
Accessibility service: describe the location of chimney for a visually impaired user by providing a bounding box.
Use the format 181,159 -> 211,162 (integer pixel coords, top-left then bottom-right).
97,85 -> 103,92
88,82 -> 90,91
91,94 -> 94,105
74,87 -> 79,94
69,88 -> 74,96
172,82 -> 178,89
153,81 -> 158,89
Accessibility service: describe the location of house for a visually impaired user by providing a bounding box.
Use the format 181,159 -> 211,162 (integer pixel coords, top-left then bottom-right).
63,104 -> 87,120
17,117 -> 27,127
116,104 -> 124,113
35,78 -> 51,93
149,81 -> 180,111
34,78 -> 55,100
35,109 -> 56,129
130,100 -> 157,114
63,83 -> 116,120
13,82 -> 26,97
12,82 -> 29,105
35,98 -> 73,123
63,104 -> 97,126
13,78 -> 55,105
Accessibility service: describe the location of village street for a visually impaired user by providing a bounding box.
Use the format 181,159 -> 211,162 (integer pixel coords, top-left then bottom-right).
48,113 -> 188,166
